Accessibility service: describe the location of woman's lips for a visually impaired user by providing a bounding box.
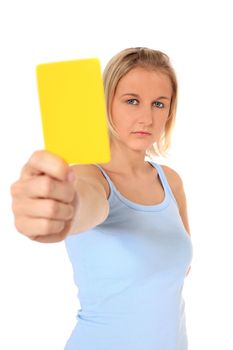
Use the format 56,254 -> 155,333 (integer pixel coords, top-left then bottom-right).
132,131 -> 152,135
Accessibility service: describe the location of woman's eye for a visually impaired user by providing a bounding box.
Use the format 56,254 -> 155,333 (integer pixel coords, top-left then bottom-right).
127,99 -> 138,105
153,101 -> 164,108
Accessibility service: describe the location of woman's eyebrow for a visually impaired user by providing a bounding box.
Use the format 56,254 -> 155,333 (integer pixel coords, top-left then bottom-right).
120,93 -> 140,98
120,93 -> 170,100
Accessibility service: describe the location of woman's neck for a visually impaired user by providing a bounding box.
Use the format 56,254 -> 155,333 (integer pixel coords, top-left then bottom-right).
100,140 -> 151,177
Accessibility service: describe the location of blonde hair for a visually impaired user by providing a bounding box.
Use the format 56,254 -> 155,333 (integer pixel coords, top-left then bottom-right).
103,47 -> 178,157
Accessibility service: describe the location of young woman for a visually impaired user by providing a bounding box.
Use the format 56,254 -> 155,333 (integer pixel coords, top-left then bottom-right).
11,47 -> 193,350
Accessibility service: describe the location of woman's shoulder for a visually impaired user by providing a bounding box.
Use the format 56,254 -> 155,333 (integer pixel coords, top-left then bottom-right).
159,164 -> 190,235
159,164 -> 184,191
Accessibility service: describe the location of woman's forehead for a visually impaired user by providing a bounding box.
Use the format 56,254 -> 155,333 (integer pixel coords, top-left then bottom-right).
115,67 -> 173,96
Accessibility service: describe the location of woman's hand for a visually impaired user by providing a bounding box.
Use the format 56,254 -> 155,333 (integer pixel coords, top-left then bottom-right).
11,150 -> 77,243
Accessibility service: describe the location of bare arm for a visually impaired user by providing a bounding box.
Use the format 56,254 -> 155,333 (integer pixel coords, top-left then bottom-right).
68,164 -> 109,235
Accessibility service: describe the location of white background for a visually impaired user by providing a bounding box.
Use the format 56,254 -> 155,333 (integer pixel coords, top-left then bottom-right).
0,0 -> 232,349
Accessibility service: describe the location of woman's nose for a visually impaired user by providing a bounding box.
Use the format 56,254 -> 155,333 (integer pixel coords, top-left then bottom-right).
138,106 -> 153,125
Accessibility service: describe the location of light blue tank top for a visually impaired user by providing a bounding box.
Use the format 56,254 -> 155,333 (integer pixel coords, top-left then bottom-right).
64,161 -> 193,350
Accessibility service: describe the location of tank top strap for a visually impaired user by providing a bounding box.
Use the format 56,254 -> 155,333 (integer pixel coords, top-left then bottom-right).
94,163 -> 116,195
148,161 -> 177,204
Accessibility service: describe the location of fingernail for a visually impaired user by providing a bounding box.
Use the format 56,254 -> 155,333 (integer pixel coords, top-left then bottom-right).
67,171 -> 76,182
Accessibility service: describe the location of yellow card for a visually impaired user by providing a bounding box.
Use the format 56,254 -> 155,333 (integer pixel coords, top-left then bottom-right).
36,58 -> 111,164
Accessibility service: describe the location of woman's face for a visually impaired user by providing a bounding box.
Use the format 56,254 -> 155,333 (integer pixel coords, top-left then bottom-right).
110,66 -> 172,152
